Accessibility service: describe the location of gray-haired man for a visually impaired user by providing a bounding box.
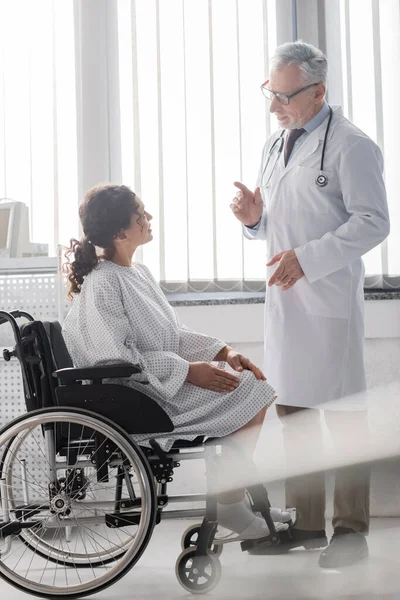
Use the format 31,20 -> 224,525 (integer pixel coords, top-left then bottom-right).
231,41 -> 389,568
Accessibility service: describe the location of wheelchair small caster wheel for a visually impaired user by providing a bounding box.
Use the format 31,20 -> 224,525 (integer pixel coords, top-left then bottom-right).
175,547 -> 221,594
181,523 -> 223,557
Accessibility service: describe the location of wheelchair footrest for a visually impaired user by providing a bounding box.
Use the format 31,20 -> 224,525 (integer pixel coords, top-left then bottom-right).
105,512 -> 141,528
240,528 -> 292,552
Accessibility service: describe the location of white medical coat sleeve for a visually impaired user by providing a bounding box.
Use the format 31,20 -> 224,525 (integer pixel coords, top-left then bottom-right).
88,280 -> 189,400
242,210 -> 268,241
178,325 -> 226,363
295,137 -> 390,283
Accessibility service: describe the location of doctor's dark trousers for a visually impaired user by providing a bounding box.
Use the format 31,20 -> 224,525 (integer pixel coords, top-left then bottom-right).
276,404 -> 370,534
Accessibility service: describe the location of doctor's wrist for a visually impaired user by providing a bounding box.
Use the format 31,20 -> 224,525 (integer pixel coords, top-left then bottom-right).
245,218 -> 261,229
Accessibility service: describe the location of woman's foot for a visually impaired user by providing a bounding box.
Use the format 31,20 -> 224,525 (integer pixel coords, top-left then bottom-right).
270,508 -> 292,523
244,496 -> 293,523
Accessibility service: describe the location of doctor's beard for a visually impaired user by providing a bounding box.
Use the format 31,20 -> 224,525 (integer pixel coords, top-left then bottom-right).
275,114 -> 299,129
275,103 -> 321,130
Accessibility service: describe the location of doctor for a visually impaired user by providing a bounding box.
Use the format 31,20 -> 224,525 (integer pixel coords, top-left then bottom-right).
231,41 -> 390,567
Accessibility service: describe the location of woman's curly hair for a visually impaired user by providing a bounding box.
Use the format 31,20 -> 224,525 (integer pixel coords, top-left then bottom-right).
64,184 -> 139,299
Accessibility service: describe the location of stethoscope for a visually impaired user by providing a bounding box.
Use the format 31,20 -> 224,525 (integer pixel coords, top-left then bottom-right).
261,106 -> 334,189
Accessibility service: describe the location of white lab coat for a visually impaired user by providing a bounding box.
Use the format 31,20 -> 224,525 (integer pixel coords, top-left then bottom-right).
244,106 -> 390,410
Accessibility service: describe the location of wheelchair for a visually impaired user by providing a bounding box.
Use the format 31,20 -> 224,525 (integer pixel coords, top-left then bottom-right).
0,309 -> 294,598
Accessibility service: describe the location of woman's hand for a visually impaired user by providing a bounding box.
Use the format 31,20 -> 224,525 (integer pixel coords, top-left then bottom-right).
225,349 -> 266,380
187,362 -> 240,392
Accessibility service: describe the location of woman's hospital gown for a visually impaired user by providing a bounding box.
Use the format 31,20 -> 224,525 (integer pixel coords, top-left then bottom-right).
62,260 -> 276,450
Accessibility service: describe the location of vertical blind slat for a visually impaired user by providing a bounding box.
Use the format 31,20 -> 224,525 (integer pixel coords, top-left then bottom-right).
343,0 -> 353,122
371,0 -> 389,278
262,0 -> 271,141
52,0 -> 60,254
235,0 -> 245,287
208,0 -> 217,282
155,0 -> 165,281
182,0 -> 190,287
130,0 -> 143,264
28,41 -> 34,238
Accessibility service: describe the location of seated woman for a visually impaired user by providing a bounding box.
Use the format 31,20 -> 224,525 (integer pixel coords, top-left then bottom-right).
62,183 -> 289,541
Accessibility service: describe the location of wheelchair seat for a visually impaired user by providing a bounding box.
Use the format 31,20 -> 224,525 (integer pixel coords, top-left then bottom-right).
30,320 -> 211,451
171,436 -> 206,449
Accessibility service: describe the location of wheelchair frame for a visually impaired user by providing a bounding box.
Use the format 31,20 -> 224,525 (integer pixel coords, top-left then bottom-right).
0,309 -> 290,597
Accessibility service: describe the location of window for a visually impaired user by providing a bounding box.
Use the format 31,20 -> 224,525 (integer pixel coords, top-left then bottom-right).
0,0 -> 78,257
117,0 -> 281,291
325,0 -> 400,288
3,1 -> 397,290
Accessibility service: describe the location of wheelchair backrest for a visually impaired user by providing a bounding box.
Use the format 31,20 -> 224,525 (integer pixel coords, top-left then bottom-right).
44,321 -> 74,371
18,320 -> 72,412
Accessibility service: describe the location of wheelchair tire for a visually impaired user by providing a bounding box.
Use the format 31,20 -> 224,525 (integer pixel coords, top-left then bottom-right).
0,406 -> 157,599
175,547 -> 221,594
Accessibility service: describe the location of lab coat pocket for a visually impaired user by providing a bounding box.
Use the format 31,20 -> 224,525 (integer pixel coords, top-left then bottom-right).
299,268 -> 351,319
290,166 -> 336,214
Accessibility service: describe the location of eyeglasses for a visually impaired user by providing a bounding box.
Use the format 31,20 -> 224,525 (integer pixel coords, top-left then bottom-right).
260,80 -> 318,105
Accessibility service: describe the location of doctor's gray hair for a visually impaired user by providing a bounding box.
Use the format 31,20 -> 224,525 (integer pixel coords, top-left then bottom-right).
270,41 -> 328,86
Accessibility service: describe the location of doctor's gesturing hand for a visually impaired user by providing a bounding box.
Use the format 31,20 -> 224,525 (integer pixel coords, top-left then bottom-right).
267,249 -> 304,291
230,182 -> 263,227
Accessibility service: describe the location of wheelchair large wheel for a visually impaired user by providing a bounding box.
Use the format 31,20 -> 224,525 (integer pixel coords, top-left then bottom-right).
2,429 -> 135,568
0,407 -> 157,599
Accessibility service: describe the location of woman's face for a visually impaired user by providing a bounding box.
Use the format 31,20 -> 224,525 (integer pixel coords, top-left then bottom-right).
125,197 -> 153,248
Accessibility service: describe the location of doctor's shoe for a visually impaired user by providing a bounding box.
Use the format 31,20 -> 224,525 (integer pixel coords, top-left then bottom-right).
247,528 -> 328,555
318,528 -> 368,568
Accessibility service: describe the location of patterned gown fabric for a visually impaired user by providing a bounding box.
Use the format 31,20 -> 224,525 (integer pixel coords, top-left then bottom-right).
62,260 -> 276,449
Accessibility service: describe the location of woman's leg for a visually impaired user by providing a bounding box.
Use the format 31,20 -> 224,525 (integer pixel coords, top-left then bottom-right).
218,405 -> 268,504
215,402 -> 289,537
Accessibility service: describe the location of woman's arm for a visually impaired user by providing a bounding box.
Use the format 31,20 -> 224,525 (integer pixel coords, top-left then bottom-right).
178,325 -> 227,363
80,276 -> 190,400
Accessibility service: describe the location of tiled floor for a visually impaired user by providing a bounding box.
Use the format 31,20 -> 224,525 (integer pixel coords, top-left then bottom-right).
2,517 -> 400,599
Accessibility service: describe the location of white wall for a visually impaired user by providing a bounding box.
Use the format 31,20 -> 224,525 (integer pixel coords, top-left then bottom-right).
175,299 -> 400,343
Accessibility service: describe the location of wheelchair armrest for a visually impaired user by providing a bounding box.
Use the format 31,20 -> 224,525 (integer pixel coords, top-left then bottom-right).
55,363 -> 142,385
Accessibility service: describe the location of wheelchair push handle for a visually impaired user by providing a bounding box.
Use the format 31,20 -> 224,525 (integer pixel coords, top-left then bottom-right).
0,310 -> 35,327
3,348 -> 17,362
0,310 -> 35,358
